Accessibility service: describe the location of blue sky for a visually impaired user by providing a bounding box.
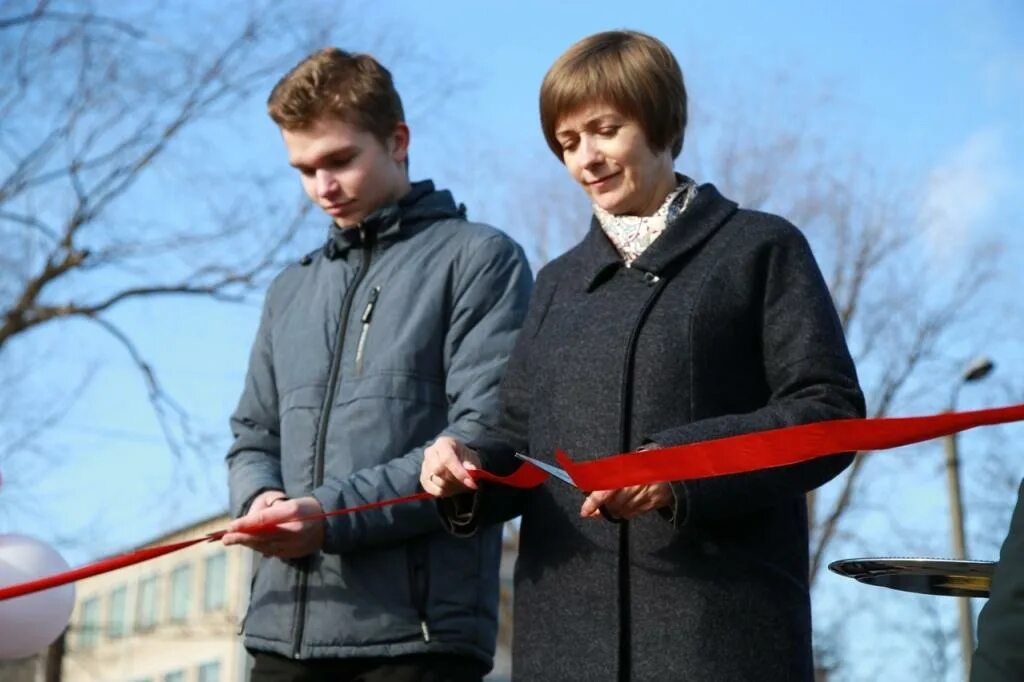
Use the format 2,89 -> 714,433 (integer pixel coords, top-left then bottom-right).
2,1 -> 1022,677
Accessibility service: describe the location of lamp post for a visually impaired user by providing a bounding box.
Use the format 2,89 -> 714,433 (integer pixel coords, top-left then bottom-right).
945,356 -> 994,679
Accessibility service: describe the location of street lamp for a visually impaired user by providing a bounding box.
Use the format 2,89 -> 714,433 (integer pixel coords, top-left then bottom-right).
946,355 -> 995,679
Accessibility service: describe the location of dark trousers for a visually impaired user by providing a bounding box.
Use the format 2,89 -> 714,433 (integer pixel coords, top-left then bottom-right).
249,651 -> 489,682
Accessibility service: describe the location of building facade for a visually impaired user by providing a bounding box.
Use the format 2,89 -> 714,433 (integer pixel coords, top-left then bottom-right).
62,515 -> 252,682
55,514 -> 517,682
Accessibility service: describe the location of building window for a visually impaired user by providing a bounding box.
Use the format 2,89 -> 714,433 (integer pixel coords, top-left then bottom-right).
107,585 -> 128,639
78,596 -> 100,650
203,551 -> 226,612
135,574 -> 159,631
168,563 -> 192,623
198,660 -> 220,682
163,671 -> 185,682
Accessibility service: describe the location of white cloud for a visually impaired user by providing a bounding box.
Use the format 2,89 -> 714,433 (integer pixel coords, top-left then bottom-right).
919,129 -> 1011,260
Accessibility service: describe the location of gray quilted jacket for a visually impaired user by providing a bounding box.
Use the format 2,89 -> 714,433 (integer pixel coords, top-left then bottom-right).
226,181 -> 532,667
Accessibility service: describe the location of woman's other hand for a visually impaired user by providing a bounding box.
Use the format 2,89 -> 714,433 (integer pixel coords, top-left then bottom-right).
581,483 -> 673,520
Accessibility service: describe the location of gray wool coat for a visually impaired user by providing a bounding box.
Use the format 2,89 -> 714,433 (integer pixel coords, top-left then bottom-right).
450,182 -> 866,682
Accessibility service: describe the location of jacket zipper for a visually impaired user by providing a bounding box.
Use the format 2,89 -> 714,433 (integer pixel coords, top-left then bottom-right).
408,542 -> 432,642
354,286 -> 380,376
616,269 -> 666,682
292,228 -> 376,658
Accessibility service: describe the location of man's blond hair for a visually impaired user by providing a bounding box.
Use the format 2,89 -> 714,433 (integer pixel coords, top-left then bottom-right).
267,47 -> 404,143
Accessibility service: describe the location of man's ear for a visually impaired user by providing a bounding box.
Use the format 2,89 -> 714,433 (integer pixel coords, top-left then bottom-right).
389,122 -> 410,164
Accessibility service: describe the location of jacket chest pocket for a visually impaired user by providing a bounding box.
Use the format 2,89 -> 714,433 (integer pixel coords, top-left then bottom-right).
353,286 -> 381,376
346,284 -> 446,381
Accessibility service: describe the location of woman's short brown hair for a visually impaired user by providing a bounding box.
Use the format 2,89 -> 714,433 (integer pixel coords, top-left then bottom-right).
267,47 -> 404,142
539,31 -> 687,160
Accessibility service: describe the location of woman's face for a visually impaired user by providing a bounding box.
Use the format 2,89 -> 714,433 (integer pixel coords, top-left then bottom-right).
555,103 -> 675,216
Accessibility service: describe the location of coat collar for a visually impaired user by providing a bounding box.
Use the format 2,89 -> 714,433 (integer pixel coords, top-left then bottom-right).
576,181 -> 738,291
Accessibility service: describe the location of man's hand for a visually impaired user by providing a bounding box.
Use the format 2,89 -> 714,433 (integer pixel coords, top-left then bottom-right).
580,483 -> 673,521
420,436 -> 481,497
222,491 -> 325,559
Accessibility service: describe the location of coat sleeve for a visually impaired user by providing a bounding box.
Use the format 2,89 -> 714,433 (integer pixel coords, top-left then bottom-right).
648,224 -> 866,530
311,233 -> 533,553
972,479 -> 1024,682
436,266 -> 560,536
226,296 -> 284,519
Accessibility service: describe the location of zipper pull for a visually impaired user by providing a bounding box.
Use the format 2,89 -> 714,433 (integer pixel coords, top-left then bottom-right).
361,286 -> 380,324
420,620 -> 431,643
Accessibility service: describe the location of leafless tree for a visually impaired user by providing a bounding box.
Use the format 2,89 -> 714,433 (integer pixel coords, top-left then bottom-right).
0,0 -> 473,490
0,1 -> 337,468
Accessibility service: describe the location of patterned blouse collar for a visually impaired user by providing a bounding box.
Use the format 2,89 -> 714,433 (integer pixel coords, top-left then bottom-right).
594,177 -> 698,266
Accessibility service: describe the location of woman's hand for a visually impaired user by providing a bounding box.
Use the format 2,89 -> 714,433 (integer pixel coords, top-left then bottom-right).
420,436 -> 481,497
580,482 -> 673,521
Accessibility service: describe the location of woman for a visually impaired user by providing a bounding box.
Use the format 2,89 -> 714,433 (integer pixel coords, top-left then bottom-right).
421,30 -> 864,681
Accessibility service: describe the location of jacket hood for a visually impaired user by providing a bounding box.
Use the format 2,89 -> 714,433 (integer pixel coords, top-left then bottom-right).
325,180 -> 465,258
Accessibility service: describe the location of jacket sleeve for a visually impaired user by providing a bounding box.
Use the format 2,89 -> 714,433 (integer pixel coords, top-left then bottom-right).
972,479 -> 1024,682
437,267 -> 560,536
649,225 -> 866,530
226,297 -> 284,519
311,233 -> 533,553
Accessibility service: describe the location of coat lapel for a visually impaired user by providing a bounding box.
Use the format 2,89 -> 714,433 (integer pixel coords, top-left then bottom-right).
575,183 -> 739,291
632,183 -> 738,275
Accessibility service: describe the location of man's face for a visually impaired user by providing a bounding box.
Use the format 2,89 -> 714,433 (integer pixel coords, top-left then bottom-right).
282,117 -> 410,228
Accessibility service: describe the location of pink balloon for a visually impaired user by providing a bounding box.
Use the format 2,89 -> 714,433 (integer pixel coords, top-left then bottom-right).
0,534 -> 75,659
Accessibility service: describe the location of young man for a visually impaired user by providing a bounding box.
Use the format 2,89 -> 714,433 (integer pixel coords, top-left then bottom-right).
222,48 -> 532,681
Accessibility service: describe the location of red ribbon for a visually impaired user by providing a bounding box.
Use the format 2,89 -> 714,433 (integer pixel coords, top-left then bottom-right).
0,463 -> 548,602
2,403 -> 1023,602
557,403 -> 1024,491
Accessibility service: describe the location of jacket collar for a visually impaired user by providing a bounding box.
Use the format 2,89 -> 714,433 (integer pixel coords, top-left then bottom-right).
324,180 -> 464,259
577,181 -> 738,291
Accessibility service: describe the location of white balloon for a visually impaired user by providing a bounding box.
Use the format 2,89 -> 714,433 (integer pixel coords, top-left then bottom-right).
0,534 -> 76,659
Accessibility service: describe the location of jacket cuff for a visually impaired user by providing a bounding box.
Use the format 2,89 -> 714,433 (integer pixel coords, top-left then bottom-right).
658,481 -> 689,527
437,492 -> 480,537
238,487 -> 285,518
636,441 -> 688,528
311,484 -> 352,553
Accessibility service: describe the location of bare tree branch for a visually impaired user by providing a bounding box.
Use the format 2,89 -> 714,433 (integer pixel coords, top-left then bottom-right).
0,6 -> 145,38
87,314 -> 196,464
0,2 -> 326,499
